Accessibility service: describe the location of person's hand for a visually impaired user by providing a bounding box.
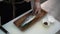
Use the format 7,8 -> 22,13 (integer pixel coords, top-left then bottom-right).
33,2 -> 41,15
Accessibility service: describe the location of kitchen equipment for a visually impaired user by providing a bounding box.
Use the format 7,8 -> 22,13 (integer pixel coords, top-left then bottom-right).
14,9 -> 47,31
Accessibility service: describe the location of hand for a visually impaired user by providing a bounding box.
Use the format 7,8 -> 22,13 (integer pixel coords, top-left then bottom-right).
33,2 -> 41,15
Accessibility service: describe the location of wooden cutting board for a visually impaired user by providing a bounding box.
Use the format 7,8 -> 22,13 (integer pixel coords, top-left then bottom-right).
14,9 -> 47,31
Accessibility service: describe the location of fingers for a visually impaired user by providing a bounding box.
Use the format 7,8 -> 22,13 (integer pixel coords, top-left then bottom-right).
34,8 -> 41,15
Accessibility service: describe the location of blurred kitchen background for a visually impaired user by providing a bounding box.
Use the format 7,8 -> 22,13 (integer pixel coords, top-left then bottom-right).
0,0 -> 60,34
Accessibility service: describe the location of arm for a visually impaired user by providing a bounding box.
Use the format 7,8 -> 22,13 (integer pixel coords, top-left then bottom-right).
34,0 -> 41,15
24,0 -> 41,15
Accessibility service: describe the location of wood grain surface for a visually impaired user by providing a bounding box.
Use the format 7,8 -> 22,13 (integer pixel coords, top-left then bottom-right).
14,9 -> 47,31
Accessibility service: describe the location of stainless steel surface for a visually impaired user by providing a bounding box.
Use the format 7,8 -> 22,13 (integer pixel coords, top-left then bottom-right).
41,0 -> 60,21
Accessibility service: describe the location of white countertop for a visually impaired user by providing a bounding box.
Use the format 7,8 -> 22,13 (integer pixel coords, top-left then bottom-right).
1,1 -> 60,34
2,14 -> 60,34
0,29 -> 5,34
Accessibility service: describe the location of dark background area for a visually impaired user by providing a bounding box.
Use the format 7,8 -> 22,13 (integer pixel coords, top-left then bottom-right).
1,0 -> 31,25
1,0 -> 47,25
